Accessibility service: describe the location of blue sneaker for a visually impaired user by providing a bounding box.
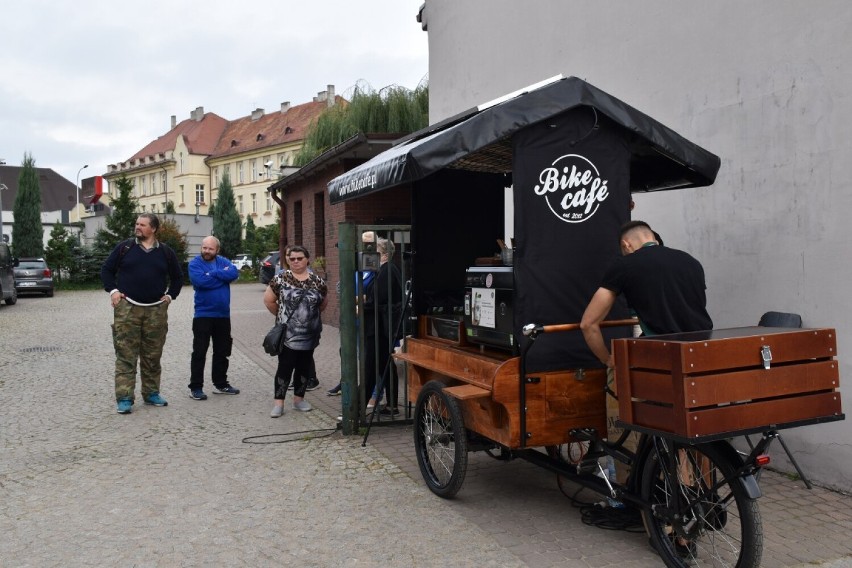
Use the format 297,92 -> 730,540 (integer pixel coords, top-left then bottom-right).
144,392 -> 168,406
188,389 -> 208,400
213,385 -> 240,395
116,399 -> 133,414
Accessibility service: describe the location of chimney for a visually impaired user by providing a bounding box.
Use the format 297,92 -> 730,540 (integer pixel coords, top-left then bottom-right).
251,108 -> 265,121
192,106 -> 204,121
314,90 -> 327,103
171,115 -> 176,129
280,101 -> 290,114
327,84 -> 335,108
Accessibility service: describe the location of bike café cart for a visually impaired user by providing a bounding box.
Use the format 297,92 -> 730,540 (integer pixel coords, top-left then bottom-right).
328,76 -> 844,567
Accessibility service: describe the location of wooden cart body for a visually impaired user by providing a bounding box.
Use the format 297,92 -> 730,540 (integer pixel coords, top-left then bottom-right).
397,330 -> 608,449
612,326 -> 844,442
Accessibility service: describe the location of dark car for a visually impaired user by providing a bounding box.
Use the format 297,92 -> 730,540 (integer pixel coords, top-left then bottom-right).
259,251 -> 280,284
0,243 -> 18,305
14,257 -> 54,297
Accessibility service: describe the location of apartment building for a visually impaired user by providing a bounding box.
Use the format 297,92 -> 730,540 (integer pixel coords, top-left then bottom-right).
103,85 -> 339,231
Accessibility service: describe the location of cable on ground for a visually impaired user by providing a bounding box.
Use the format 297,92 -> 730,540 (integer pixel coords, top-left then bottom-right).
242,428 -> 338,444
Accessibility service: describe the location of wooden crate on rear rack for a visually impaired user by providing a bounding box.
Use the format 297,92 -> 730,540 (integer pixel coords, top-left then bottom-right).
612,326 -> 844,441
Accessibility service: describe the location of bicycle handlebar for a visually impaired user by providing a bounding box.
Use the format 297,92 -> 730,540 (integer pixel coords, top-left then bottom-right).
522,318 -> 637,337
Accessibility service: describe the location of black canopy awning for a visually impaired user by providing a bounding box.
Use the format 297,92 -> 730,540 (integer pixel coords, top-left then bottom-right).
328,76 -> 720,204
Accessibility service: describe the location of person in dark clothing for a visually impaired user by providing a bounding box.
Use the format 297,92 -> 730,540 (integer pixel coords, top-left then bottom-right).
101,213 -> 183,414
580,220 -> 712,368
364,237 -> 403,415
187,236 -> 240,400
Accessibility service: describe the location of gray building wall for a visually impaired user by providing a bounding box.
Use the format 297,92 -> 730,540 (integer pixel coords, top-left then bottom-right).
420,0 -> 852,491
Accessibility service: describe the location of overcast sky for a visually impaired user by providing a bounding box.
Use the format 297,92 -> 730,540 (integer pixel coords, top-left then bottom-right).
0,0 -> 428,186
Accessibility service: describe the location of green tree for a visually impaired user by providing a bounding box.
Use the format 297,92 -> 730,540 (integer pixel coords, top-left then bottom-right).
207,201 -> 216,218
165,200 -> 176,214
212,172 -> 241,259
99,174 -> 139,251
45,222 -> 74,283
294,80 -> 429,165
157,217 -> 189,264
11,153 -> 44,257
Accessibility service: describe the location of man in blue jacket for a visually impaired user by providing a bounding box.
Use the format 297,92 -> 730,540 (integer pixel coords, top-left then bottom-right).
187,236 -> 241,400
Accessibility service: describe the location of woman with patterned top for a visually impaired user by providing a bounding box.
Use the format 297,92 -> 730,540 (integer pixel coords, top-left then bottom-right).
263,245 -> 328,417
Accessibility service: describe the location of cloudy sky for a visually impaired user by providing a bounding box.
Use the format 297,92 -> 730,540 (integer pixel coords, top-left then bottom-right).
0,0 -> 428,185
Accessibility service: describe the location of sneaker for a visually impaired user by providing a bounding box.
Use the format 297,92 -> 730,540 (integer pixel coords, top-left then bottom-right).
287,383 -> 294,390
116,399 -> 133,414
305,377 -> 320,391
270,404 -> 284,418
379,407 -> 400,417
144,392 -> 168,406
293,400 -> 313,412
213,385 -> 240,395
327,384 -> 342,396
188,389 -> 208,400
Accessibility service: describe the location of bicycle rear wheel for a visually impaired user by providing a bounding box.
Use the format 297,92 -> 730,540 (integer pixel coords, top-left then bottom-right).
641,438 -> 762,568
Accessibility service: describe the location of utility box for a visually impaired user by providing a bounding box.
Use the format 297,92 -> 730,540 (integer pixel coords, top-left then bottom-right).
612,326 -> 843,441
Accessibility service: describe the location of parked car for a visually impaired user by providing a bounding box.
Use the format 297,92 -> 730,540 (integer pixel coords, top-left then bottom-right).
259,251 -> 280,284
232,253 -> 253,270
0,243 -> 18,305
14,257 -> 54,297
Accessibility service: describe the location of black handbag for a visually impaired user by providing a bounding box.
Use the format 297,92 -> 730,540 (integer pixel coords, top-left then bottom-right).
262,322 -> 287,355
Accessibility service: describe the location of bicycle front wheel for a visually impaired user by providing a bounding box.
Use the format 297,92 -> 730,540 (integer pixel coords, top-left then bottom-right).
641,438 -> 762,568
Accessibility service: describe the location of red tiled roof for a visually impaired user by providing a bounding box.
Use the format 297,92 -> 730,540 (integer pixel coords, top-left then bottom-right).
210,98 -> 344,159
129,113 -> 229,160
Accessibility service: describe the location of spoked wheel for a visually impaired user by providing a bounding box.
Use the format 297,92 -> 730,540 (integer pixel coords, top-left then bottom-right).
641,438 -> 762,568
413,380 -> 469,498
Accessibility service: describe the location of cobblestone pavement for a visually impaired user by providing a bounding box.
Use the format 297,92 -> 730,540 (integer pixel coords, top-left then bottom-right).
1,284 -> 851,567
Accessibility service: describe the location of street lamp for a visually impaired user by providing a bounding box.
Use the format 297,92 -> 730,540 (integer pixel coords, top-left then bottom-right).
75,164 -> 89,222
194,201 -> 201,223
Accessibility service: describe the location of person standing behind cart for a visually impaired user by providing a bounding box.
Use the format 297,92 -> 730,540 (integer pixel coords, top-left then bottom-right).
580,220 -> 712,368
365,237 -> 403,415
263,246 -> 328,417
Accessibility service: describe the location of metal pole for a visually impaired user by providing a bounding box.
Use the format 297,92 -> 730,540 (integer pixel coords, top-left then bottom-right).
338,223 -> 357,435
75,164 -> 88,222
0,158 -> 6,241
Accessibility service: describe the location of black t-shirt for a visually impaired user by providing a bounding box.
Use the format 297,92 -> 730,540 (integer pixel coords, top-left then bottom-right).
600,245 -> 712,335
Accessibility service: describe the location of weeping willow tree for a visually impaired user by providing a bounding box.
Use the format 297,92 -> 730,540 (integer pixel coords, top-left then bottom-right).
295,79 -> 429,166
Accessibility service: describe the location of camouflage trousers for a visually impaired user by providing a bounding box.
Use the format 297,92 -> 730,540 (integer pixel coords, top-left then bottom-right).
111,300 -> 169,402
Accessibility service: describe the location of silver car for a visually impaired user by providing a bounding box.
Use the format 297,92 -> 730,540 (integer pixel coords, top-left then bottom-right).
14,257 -> 54,297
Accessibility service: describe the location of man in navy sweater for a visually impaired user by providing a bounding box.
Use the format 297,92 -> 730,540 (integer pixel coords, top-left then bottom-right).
101,214 -> 183,414
187,236 -> 240,400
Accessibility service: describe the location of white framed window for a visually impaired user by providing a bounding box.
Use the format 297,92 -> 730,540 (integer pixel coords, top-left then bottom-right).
161,172 -> 167,194
140,176 -> 147,196
150,174 -> 157,194
195,184 -> 205,204
266,195 -> 272,211
238,161 -> 244,184
179,152 -> 184,174
238,195 -> 244,214
251,159 -> 257,182
179,185 -> 185,204
251,193 -> 257,213
214,167 -> 220,187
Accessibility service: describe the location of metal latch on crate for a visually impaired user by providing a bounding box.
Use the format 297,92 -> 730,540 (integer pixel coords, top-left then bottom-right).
761,345 -> 772,370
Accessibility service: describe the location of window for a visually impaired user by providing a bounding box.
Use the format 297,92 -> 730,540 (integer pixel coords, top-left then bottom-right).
195,184 -> 205,204
161,172 -> 167,195
180,185 -> 185,204
238,195 -> 244,214
251,193 -> 257,214
250,159 -> 257,182
293,200 -> 303,245
150,174 -> 157,194
266,195 -> 272,212
314,192 -> 325,258
238,161 -> 244,184
214,167 -> 220,187
140,176 -> 147,196
179,152 -> 184,174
